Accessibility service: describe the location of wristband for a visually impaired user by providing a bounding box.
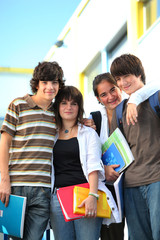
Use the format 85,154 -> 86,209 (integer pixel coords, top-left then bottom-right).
89,192 -> 99,200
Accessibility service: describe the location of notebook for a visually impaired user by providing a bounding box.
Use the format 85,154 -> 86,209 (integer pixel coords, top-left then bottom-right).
0,194 -> 26,238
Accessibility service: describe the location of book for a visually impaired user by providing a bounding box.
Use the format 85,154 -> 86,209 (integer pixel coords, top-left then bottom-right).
113,172 -> 124,222
57,183 -> 89,222
0,194 -> 26,238
73,186 -> 111,218
102,143 -> 125,172
102,128 -> 134,173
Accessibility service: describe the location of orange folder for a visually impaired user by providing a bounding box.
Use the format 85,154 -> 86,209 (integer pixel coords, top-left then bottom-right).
73,186 -> 111,218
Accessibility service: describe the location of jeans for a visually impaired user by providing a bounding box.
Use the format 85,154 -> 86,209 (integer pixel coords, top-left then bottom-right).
124,181 -> 160,240
50,193 -> 103,240
100,219 -> 125,240
9,186 -> 51,240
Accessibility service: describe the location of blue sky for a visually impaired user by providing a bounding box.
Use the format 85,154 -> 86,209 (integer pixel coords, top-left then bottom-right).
0,0 -> 82,118
0,0 -> 82,69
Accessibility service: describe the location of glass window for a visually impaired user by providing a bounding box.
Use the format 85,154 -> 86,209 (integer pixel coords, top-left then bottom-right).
143,0 -> 152,30
85,55 -> 102,94
83,55 -> 102,115
107,34 -> 129,99
108,35 -> 128,70
137,0 -> 157,37
157,0 -> 160,17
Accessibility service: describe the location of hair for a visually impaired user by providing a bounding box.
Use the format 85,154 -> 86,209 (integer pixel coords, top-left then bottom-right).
110,54 -> 146,84
30,61 -> 65,93
93,72 -> 118,97
53,86 -> 84,129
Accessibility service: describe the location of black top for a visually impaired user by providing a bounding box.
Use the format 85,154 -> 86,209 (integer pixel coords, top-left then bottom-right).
53,137 -> 87,187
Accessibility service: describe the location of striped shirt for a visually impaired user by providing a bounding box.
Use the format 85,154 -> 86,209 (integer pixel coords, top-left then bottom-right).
1,94 -> 56,188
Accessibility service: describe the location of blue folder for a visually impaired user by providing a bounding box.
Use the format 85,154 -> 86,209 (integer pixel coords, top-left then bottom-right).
102,143 -> 125,172
0,195 -> 26,238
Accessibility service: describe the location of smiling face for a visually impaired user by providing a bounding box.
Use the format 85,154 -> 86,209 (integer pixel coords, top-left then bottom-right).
36,80 -> 59,102
114,74 -> 144,96
59,99 -> 79,122
96,80 -> 122,110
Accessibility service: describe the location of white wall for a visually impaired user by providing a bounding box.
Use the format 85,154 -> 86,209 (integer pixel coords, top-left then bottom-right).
0,74 -> 31,117
138,17 -> 160,84
49,0 -> 128,87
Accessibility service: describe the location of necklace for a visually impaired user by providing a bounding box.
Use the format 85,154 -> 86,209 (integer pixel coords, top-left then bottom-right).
60,125 -> 77,139
63,126 -> 74,135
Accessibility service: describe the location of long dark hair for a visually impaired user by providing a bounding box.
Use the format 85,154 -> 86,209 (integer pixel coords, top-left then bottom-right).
53,86 -> 84,129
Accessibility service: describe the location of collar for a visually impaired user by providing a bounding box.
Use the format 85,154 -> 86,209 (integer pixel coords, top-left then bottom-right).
24,94 -> 54,111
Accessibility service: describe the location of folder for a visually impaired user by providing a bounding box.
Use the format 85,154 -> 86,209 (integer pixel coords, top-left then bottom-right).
0,194 -> 26,238
73,186 -> 111,218
102,143 -> 125,172
102,128 -> 134,173
113,172 -> 124,222
57,183 -> 89,222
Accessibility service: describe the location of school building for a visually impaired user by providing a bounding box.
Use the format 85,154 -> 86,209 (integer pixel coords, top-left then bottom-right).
44,0 -> 160,115
0,0 -> 160,239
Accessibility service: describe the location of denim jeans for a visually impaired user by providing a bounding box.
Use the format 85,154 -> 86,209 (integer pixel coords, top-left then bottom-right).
50,192 -> 103,240
124,181 -> 160,240
9,186 -> 51,240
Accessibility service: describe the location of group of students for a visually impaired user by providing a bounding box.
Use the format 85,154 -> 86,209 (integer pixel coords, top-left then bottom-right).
0,54 -> 159,240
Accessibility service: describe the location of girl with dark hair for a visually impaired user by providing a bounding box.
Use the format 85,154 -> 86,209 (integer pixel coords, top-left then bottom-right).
50,86 -> 119,240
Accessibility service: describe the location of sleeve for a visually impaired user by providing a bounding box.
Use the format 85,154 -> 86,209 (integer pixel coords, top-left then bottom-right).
86,129 -> 105,181
1,101 -> 19,136
128,82 -> 160,106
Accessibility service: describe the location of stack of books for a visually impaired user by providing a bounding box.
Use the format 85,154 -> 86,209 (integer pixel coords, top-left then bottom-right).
57,183 -> 111,222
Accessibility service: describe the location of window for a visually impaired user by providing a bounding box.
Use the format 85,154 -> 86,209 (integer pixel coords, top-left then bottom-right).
108,35 -> 128,71
83,54 -> 102,115
137,0 -> 157,38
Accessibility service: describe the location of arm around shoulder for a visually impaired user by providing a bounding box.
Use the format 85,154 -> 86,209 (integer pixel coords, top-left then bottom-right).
128,82 -> 160,106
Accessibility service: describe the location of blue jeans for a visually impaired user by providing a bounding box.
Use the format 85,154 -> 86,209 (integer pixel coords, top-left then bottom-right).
50,193 -> 103,240
9,186 -> 51,240
124,181 -> 160,240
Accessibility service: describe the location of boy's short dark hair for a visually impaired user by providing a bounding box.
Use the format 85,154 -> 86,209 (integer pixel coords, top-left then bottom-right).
93,72 -> 118,97
110,54 -> 146,84
30,61 -> 65,93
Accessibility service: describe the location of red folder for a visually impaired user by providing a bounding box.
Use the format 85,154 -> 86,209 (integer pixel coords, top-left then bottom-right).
57,183 -> 89,222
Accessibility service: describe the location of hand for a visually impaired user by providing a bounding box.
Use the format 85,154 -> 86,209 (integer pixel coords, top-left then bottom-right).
0,176 -> 11,207
126,103 -> 138,125
104,165 -> 119,182
78,195 -> 97,218
83,118 -> 96,130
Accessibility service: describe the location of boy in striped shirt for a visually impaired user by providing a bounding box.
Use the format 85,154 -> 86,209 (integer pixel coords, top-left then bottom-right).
0,61 -> 65,239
